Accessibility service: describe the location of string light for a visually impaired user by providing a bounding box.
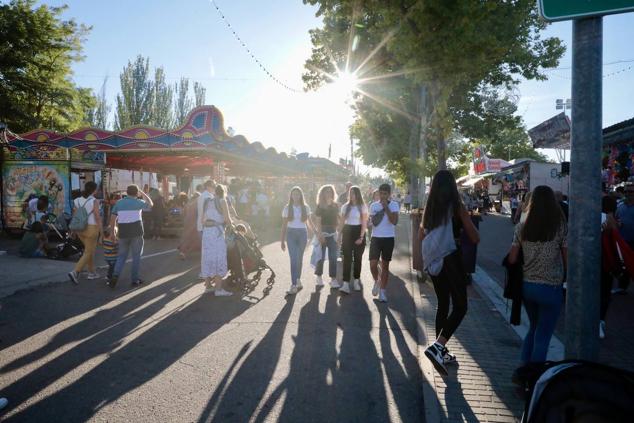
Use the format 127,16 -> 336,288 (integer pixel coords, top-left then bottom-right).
209,0 -> 304,93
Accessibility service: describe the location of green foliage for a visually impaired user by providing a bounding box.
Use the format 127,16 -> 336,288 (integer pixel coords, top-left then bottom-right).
174,78 -> 193,126
115,55 -> 154,129
87,77 -> 110,129
193,82 -> 206,107
302,0 -> 565,180
151,67 -> 174,128
0,0 -> 94,132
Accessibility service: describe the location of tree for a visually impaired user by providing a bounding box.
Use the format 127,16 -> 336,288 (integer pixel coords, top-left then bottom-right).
115,55 -> 154,130
150,67 -> 173,128
0,0 -> 95,132
302,0 -> 565,179
174,77 -> 193,126
193,82 -> 206,107
87,77 -> 110,129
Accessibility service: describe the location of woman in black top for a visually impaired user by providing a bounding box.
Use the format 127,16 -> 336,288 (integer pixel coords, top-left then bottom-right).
312,184 -> 340,288
419,170 -> 480,376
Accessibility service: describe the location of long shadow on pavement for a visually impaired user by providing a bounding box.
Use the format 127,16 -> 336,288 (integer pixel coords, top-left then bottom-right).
1,271 -> 253,422
0,250 -> 196,354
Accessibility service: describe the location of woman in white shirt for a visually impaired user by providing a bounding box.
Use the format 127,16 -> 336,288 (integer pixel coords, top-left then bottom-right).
338,186 -> 368,294
68,181 -> 103,284
281,187 -> 313,295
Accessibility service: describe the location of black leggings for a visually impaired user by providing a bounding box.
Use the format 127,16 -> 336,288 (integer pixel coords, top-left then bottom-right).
341,224 -> 366,282
430,251 -> 468,341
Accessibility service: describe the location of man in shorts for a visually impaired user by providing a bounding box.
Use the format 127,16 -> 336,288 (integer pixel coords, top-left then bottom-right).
369,183 -> 400,302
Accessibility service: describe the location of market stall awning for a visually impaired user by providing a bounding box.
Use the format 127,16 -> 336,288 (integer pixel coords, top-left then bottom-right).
5,105 -> 349,178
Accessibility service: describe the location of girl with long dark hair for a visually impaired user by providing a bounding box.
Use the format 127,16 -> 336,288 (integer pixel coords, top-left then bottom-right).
281,186 -> 314,295
509,185 -> 567,367
312,184 -> 340,288
420,170 -> 480,375
338,185 -> 368,294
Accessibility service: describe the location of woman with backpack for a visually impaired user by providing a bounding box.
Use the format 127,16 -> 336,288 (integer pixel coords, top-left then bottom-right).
280,186 -> 314,295
68,181 -> 103,284
199,184 -> 233,297
338,185 -> 368,294
508,185 -> 567,367
420,170 -> 480,375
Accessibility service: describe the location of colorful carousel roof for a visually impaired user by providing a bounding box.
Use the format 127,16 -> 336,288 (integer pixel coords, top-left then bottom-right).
5,105 -> 347,177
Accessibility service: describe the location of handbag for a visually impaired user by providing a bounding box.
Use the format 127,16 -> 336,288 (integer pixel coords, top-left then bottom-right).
371,209 -> 385,227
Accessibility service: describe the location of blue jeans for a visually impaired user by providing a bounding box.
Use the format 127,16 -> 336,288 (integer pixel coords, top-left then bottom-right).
521,281 -> 563,363
287,228 -> 308,285
113,236 -> 144,282
315,234 -> 337,278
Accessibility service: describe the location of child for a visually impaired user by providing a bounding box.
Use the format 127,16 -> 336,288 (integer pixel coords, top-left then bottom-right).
19,222 -> 48,258
102,228 -> 119,280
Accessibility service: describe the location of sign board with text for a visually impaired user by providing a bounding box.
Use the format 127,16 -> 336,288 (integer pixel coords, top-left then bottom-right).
538,0 -> 634,21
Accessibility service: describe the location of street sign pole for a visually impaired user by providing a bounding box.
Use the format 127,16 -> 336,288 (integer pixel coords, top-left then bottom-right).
565,16 -> 603,361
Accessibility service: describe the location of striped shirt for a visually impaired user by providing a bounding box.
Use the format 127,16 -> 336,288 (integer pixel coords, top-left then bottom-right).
112,196 -> 151,238
102,238 -> 118,263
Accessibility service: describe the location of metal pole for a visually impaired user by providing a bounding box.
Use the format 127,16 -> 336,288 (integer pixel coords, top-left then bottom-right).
418,85 -> 428,208
566,17 -> 603,361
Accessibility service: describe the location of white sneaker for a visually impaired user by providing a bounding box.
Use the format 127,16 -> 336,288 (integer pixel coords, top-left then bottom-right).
599,320 -> 606,339
87,272 -> 100,280
215,288 -> 233,297
425,343 -> 448,376
296,280 -> 303,290
330,278 -> 341,289
339,282 -> 351,294
68,271 -> 79,285
353,279 -> 361,291
204,286 -> 215,294
372,280 -> 380,296
379,289 -> 388,303
315,276 -> 324,286
287,285 -> 299,295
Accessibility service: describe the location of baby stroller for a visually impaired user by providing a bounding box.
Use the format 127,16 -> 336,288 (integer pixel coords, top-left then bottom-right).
44,213 -> 84,260
520,360 -> 634,423
226,226 -> 275,296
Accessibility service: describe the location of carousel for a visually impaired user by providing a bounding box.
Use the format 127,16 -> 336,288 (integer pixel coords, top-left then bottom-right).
1,105 -> 349,232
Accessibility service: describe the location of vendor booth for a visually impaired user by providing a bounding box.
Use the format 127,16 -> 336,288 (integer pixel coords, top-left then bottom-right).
603,117 -> 634,185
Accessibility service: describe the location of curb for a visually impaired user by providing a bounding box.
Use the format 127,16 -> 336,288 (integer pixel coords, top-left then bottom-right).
405,216 -> 442,422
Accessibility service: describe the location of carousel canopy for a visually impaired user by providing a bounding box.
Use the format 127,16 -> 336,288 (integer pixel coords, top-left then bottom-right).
5,105 -> 349,178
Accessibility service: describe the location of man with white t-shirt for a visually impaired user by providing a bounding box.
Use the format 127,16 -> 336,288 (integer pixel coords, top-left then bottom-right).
368,183 -> 400,302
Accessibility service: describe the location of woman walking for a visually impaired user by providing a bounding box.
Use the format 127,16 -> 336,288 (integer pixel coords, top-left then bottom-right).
508,185 -> 567,372
312,185 -> 340,288
178,192 -> 201,259
338,185 -> 368,294
280,187 -> 313,295
68,181 -> 103,284
420,170 -> 480,375
199,184 -> 233,297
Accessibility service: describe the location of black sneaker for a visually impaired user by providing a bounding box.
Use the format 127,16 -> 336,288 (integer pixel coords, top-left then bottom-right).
442,346 -> 457,365
108,276 -> 118,289
132,279 -> 144,286
424,343 -> 448,376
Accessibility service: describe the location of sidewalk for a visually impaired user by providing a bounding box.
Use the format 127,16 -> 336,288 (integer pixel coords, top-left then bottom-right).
396,217 -> 525,422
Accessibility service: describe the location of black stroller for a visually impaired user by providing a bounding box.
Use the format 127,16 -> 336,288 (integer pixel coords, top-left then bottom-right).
44,213 -> 84,260
519,360 -> 634,422
226,226 -> 275,297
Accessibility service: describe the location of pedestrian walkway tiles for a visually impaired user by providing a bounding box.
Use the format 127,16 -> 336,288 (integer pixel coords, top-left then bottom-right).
418,281 -> 524,422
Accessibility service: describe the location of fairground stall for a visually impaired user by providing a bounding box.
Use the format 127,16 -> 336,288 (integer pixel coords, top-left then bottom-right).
2,105 -> 350,233
1,133 -> 105,234
602,117 -> 634,186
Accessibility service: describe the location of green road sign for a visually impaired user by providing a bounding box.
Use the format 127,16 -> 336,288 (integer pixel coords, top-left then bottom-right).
539,0 -> 634,21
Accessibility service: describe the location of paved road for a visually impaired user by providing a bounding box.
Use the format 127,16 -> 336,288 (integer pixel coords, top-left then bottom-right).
0,222 -> 424,422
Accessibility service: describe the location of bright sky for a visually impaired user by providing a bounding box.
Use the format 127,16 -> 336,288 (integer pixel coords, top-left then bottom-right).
39,1 -> 634,169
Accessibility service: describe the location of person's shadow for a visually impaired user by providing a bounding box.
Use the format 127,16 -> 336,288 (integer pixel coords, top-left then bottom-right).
2,282 -> 253,422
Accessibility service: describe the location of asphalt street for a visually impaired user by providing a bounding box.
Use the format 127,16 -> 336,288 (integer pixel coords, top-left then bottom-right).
0,221 -> 424,422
